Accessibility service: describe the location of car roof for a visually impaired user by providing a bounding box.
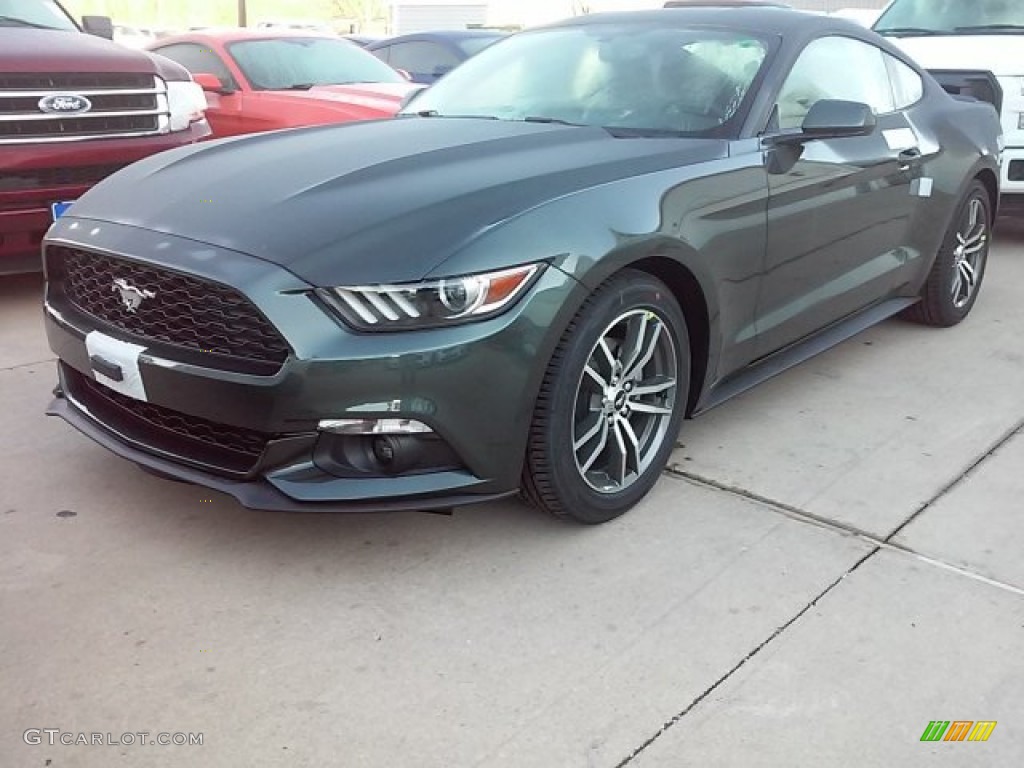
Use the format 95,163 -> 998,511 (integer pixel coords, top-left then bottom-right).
154,27 -> 342,46
547,6 -> 850,36
368,29 -> 507,47
664,1 -> 790,7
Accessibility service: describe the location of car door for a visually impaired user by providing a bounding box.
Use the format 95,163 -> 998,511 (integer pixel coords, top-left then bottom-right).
757,35 -> 922,357
152,42 -> 248,138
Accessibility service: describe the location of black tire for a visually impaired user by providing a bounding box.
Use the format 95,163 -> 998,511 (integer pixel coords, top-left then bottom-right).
522,270 -> 690,524
905,181 -> 992,327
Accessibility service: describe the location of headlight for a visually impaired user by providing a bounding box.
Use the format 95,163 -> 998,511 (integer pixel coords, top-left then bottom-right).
317,264 -> 542,331
166,80 -> 207,132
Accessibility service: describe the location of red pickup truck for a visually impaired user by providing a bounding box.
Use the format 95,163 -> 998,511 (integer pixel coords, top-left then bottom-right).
1,0 -> 210,274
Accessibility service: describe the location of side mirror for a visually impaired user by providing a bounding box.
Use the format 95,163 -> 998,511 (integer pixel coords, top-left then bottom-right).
82,15 -> 114,39
800,99 -> 876,139
193,73 -> 235,95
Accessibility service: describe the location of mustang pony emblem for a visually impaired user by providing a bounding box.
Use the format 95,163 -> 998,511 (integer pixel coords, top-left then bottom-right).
112,278 -> 156,313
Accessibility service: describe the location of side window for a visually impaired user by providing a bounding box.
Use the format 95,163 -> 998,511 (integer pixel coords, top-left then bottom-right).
886,54 -> 924,110
153,43 -> 237,89
775,36 -> 895,130
388,42 -> 459,76
370,44 -> 390,64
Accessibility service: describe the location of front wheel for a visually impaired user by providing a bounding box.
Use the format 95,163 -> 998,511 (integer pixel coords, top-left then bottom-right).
522,270 -> 690,524
906,181 -> 992,327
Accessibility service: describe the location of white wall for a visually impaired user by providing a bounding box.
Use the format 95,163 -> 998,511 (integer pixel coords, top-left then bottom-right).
391,2 -> 489,33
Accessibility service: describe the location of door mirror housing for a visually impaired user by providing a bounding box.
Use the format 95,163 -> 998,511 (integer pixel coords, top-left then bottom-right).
800,99 -> 876,139
770,99 -> 877,146
193,73 -> 236,95
82,15 -> 114,39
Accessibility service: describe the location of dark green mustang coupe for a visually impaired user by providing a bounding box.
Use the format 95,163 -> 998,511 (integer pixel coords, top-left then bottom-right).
44,6 -> 1002,523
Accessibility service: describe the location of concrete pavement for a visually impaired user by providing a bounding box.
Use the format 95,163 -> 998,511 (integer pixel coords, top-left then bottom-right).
2,221 -> 1022,767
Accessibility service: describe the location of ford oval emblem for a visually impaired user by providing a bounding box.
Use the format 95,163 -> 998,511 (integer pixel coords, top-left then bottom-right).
38,94 -> 93,115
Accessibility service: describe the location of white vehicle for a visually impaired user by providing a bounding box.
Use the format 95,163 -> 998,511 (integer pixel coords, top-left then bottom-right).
874,0 -> 1023,208
830,9 -> 880,27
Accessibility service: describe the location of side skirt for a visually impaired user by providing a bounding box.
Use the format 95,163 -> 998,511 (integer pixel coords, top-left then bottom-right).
695,297 -> 918,416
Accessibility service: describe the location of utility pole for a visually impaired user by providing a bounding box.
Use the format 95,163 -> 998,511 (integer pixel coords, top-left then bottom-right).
237,0 -> 247,26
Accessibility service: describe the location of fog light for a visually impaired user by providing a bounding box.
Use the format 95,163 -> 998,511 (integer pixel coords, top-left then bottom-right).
373,436 -> 396,464
318,417 -> 433,435
370,435 -> 421,474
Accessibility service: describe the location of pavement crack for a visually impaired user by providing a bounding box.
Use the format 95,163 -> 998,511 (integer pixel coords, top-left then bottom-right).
667,462 -> 1024,597
883,418 -> 1024,544
664,467 -> 878,542
0,357 -> 56,373
613,547 -> 879,768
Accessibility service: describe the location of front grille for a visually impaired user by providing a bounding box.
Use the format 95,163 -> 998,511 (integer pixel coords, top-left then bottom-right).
0,73 -> 165,143
68,367 -> 271,476
50,247 -> 291,374
0,114 -> 159,140
0,73 -> 154,90
0,163 -> 125,193
0,92 -> 157,114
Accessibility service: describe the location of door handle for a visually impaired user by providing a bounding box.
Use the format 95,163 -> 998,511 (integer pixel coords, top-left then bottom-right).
898,148 -> 922,169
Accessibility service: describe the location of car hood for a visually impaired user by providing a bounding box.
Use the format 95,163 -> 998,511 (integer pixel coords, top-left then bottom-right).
0,28 -> 188,81
889,35 -> 1024,77
298,82 -> 420,113
67,118 -> 727,285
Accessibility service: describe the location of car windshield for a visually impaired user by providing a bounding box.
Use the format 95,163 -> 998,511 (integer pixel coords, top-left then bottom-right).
229,37 -> 406,90
403,23 -> 770,137
875,0 -> 1024,35
0,0 -> 77,31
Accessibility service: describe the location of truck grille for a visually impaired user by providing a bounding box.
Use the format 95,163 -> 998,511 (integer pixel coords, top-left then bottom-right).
0,73 -> 167,143
927,69 -> 1004,114
65,366 -> 272,477
0,163 -> 126,193
49,247 -> 291,374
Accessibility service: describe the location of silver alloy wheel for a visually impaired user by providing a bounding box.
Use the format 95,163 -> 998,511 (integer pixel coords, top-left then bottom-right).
571,308 -> 678,494
951,197 -> 988,309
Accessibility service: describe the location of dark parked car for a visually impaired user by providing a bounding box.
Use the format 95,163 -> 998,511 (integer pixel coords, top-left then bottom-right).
44,7 -> 1001,523
366,30 -> 505,83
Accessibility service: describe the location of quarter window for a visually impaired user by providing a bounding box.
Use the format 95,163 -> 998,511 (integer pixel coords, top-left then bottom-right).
775,36 -> 895,130
886,55 -> 924,109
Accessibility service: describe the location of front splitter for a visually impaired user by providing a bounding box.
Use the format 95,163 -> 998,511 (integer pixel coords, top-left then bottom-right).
47,394 -> 517,514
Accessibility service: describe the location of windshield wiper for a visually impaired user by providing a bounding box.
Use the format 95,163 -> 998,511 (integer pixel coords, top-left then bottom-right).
953,24 -> 1024,33
281,83 -> 315,91
874,27 -> 942,37
410,111 -> 499,120
0,15 -> 60,30
522,116 -> 583,126
603,126 -> 689,139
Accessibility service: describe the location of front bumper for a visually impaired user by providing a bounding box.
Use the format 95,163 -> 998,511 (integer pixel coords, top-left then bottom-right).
47,383 -> 513,513
43,218 -> 579,512
1001,144 -> 1024,198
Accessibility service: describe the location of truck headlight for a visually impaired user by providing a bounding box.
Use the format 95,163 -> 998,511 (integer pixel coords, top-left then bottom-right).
317,264 -> 542,331
166,80 -> 207,132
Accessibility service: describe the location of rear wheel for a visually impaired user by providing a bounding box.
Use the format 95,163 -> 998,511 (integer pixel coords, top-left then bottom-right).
522,270 -> 690,524
906,181 -> 991,327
